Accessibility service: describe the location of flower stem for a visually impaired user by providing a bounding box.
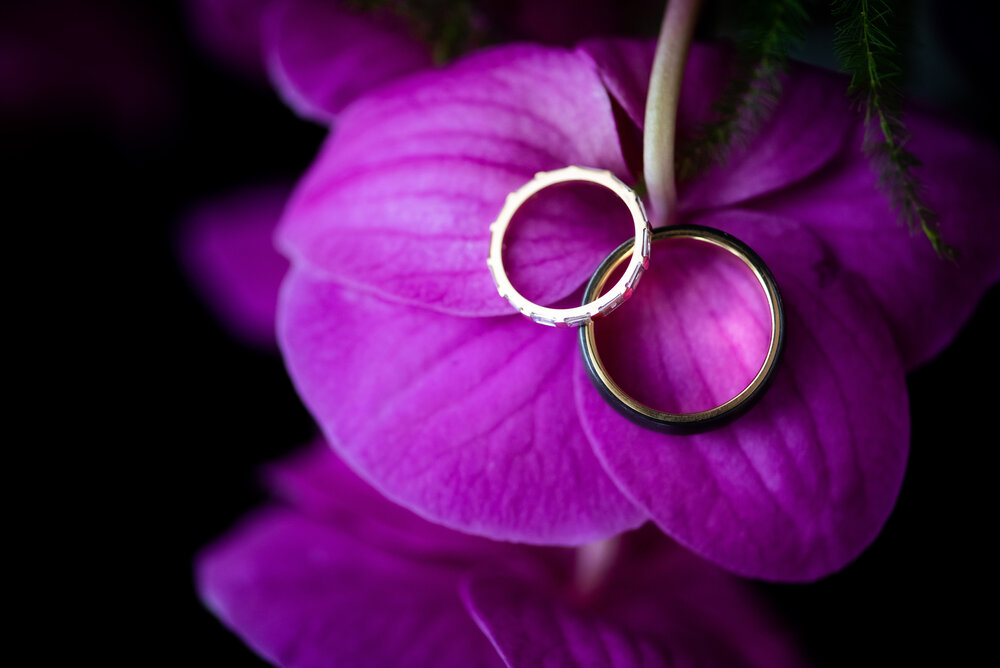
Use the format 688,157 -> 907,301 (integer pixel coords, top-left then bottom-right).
644,0 -> 704,226
573,535 -> 622,601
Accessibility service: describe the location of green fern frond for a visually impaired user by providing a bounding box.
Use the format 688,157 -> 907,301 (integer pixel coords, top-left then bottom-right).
676,0 -> 813,180
833,0 -> 953,258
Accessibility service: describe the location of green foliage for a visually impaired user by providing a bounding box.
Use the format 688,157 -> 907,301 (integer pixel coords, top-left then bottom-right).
347,0 -> 481,63
676,0 -> 813,180
833,0 -> 953,257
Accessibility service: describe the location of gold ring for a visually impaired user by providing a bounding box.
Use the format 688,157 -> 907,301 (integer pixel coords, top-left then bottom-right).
579,224 -> 784,433
487,166 -> 651,327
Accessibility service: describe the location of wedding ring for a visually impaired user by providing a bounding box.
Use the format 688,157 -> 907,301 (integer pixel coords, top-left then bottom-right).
579,225 -> 784,433
487,166 -> 651,327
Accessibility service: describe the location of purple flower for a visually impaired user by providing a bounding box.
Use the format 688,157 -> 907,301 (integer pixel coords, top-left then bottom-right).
187,0 -> 434,122
185,0 -> 662,124
197,443 -> 805,667
270,39 -> 1000,581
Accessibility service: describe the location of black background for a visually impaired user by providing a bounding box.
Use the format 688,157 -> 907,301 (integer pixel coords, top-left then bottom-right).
8,1 -> 996,664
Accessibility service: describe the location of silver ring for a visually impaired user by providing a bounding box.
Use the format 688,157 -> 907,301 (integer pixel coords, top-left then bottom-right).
487,166 -> 651,327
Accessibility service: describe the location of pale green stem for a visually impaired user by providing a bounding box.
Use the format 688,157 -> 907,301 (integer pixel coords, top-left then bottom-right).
573,535 -> 622,601
643,0 -> 704,226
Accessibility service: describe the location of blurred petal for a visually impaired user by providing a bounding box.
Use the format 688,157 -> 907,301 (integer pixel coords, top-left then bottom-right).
463,532 -> 805,667
579,41 -> 853,210
186,0 -> 272,76
277,44 -> 631,315
278,269 -> 646,544
599,536 -> 807,668
749,114 -> 1000,368
179,184 -> 290,348
498,0 -> 661,48
262,0 -> 432,124
265,444 -> 527,561
197,509 -> 504,667
464,572 -> 670,668
575,212 -> 909,581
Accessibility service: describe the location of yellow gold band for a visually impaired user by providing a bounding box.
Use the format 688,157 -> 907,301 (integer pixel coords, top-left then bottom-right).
579,224 -> 784,433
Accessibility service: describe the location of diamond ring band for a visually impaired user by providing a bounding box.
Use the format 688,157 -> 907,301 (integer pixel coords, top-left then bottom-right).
487,166 -> 651,328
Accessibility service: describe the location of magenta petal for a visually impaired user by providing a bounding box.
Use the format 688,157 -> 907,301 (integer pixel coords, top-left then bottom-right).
577,39 -> 732,196
277,44 -> 631,315
575,211 -> 909,581
578,39 -> 733,133
262,0 -> 432,124
462,536 -> 804,667
751,114 -> 1000,369
464,572 -> 668,668
579,41 -> 852,209
278,269 -> 646,544
179,184 -> 290,348
575,38 -> 656,129
678,61 -> 853,212
197,509 -> 504,667
266,444 -> 528,562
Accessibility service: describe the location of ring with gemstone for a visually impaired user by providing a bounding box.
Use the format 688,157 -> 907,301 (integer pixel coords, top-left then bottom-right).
579,224 -> 785,433
487,166 -> 651,328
